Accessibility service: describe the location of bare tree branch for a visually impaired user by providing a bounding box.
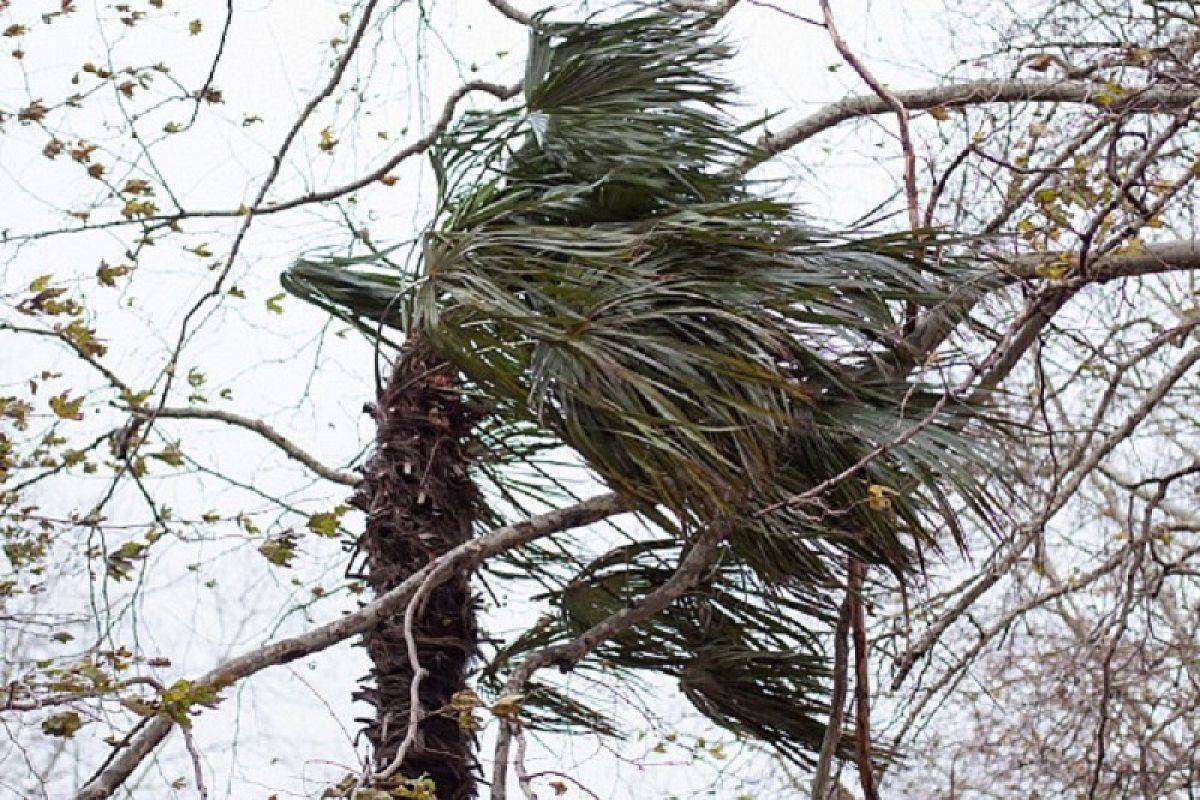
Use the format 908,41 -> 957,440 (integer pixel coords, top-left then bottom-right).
744,80 -> 1200,171
893,343 -> 1200,689
818,0 -> 919,233
812,571 -> 854,799
139,406 -> 359,486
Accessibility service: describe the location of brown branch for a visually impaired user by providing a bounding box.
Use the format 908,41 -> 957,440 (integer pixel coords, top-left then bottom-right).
849,560 -> 877,800
811,570 -> 854,799
138,406 -> 359,486
893,237 -> 1200,381
744,80 -> 1200,171
231,80 -> 520,217
74,492 -> 628,799
818,0 -> 919,232
0,322 -> 132,397
3,81 -> 521,246
485,0 -> 531,25
132,0 -> 393,488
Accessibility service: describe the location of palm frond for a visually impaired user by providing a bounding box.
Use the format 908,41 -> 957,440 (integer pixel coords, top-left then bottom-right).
283,6 -> 1004,768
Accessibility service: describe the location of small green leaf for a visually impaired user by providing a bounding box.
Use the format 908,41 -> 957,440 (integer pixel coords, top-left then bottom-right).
42,711 -> 83,738
151,444 -> 183,467
49,392 -> 84,420
258,538 -> 296,567
265,292 -> 286,314
306,505 -> 347,537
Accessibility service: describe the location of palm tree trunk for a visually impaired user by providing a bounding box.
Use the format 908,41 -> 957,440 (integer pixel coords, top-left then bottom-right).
349,337 -> 482,799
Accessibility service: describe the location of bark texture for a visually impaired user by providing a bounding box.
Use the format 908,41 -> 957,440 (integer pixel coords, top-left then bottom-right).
350,338 -> 482,799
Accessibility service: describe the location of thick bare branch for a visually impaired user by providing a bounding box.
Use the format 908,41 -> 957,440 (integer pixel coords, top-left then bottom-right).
746,80 -> 1200,170
485,0 -> 531,25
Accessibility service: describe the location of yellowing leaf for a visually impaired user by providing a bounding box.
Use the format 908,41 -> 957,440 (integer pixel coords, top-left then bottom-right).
60,319 -> 107,357
1034,258 -> 1069,279
49,392 -> 84,420
257,538 -> 296,568
306,506 -> 347,537
122,178 -> 153,196
96,261 -> 131,286
152,444 -> 184,467
188,18 -> 201,35
318,126 -> 338,153
41,711 -> 83,738
867,484 -> 894,512
928,105 -> 949,122
120,199 -> 158,219
490,693 -> 525,720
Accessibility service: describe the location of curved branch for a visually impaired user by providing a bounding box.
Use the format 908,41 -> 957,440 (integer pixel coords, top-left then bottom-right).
746,80 -> 1200,170
490,527 -> 723,800
138,406 -> 360,486
895,237 -> 1200,378
75,492 -> 627,799
818,0 -> 919,232
239,80 -> 521,216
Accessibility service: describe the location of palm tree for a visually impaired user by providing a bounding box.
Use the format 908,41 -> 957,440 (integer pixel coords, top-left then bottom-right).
283,8 -> 995,798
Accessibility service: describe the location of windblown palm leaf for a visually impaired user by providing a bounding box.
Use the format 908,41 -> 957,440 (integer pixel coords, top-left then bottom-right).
285,6 -> 1000,769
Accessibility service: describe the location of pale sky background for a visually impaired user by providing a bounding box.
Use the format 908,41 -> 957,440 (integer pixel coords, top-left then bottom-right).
0,1 -> 1005,797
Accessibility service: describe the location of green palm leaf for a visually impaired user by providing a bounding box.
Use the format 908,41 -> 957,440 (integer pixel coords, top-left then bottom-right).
284,5 -> 1002,766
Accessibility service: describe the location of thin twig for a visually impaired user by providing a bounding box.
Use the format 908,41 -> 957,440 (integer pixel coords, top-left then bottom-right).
179,723 -> 209,800
818,0 -> 919,232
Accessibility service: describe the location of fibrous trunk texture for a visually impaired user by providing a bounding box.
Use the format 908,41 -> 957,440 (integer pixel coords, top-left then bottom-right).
349,338 -> 482,799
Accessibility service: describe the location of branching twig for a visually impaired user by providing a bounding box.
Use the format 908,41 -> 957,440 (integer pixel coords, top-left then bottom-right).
893,344 -> 1200,689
